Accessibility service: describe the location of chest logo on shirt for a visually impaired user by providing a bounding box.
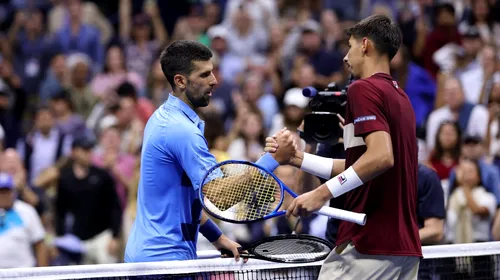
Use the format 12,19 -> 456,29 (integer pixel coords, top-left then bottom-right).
353,115 -> 376,124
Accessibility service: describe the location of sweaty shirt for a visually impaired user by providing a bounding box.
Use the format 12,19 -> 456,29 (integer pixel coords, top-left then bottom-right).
337,73 -> 422,257
124,94 -> 218,262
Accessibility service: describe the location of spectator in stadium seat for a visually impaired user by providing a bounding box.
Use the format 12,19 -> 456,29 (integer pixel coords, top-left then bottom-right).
49,90 -> 88,138
227,108 -> 266,162
421,2 -> 461,79
143,58 -> 171,108
39,54 -> 68,103
7,9 -> 50,96
65,53 -> 99,120
0,59 -> 27,149
116,82 -> 155,127
17,106 -> 72,185
51,0 -> 103,72
447,134 -> 500,206
90,45 -> 144,100
446,159 -> 496,279
390,45 -> 436,138
426,121 -> 461,180
119,1 -> 168,83
0,173 -> 48,268
0,149 -> 47,218
55,136 -> 121,264
239,73 -> 278,130
426,76 -> 488,151
453,25 -> 485,104
92,125 -> 136,212
294,19 -> 344,89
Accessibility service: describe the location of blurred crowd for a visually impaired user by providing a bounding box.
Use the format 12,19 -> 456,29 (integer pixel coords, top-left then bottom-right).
0,0 -> 500,270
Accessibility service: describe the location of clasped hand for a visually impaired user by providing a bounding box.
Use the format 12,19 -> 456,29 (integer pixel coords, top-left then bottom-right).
264,128 -> 331,218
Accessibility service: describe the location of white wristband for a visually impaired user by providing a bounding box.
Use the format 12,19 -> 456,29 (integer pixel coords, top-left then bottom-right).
325,166 -> 363,198
300,153 -> 334,180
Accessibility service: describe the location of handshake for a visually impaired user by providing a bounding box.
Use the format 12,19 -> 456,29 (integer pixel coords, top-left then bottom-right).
264,128 -> 303,168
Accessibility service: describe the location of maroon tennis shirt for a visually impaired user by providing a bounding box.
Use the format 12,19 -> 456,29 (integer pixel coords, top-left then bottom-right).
336,73 -> 422,257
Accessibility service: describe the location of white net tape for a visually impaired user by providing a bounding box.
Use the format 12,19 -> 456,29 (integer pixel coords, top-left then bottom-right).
1,242 -> 500,279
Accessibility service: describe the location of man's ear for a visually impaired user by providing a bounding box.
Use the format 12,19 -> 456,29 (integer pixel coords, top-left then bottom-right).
361,37 -> 369,55
173,74 -> 187,90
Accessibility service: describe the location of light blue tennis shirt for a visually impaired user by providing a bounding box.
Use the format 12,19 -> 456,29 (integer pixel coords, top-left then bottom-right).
124,94 -> 219,262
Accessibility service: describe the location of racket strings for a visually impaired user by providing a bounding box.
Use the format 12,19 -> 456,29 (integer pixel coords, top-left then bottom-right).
253,238 -> 331,262
203,163 -> 282,221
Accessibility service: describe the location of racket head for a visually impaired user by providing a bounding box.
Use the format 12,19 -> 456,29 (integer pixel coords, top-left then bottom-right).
200,160 -> 285,224
248,234 -> 334,263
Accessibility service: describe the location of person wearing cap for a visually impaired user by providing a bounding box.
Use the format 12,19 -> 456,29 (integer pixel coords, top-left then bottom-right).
0,173 -> 48,268
55,136 -> 121,264
454,24 -> 485,104
269,87 -> 309,137
295,19 -> 343,89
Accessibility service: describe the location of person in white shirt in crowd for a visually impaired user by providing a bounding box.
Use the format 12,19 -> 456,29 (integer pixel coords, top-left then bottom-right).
269,87 -> 309,137
17,105 -> 72,186
426,75 -> 488,151
446,159 -> 496,278
0,173 -> 48,268
453,25 -> 485,104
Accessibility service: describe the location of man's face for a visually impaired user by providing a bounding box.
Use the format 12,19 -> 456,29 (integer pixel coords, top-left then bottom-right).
300,32 -> 321,53
72,147 -> 92,166
344,36 -> 366,79
0,189 -> 14,209
116,97 -> 136,126
185,60 -> 218,108
462,142 -> 483,160
443,79 -> 464,110
462,37 -> 482,57
36,110 -> 54,133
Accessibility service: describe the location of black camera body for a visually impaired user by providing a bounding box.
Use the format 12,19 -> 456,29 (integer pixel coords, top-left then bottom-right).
302,82 -> 349,144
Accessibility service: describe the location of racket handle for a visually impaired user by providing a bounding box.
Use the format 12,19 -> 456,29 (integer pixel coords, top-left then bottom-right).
316,206 -> 367,226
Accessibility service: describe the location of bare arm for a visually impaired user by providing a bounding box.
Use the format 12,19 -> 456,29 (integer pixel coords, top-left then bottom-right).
492,209 -> 500,240
34,241 -> 48,267
314,131 -> 394,200
119,0 -> 131,41
419,218 -> 444,245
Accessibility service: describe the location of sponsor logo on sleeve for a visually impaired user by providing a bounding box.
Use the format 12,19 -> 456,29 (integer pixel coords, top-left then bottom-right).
353,115 -> 376,124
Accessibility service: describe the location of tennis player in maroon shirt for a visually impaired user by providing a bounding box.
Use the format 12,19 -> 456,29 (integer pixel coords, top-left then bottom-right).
266,15 -> 422,279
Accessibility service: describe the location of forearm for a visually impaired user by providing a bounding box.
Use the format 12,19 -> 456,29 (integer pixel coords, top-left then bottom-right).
199,211 -> 222,243
419,227 -> 442,245
35,242 -> 49,267
350,150 -> 393,183
290,151 -> 345,178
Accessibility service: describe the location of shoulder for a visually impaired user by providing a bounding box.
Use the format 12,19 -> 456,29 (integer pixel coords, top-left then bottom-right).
13,200 -> 39,218
418,164 -> 440,184
428,107 -> 449,120
347,79 -> 377,96
472,104 -> 488,116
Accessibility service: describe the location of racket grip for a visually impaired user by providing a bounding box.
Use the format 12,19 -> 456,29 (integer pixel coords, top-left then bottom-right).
220,247 -> 243,257
316,206 -> 367,226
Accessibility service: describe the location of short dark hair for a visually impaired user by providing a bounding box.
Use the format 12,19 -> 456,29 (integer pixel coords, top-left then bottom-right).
159,40 -> 213,89
345,15 -> 402,60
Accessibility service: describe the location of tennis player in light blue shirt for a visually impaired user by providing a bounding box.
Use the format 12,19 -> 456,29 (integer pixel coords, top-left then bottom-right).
124,40 -> 296,262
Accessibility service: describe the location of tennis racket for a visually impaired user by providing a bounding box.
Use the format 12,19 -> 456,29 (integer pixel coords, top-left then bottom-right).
220,234 -> 333,263
199,160 -> 367,225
